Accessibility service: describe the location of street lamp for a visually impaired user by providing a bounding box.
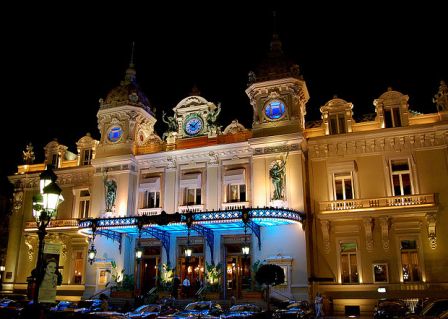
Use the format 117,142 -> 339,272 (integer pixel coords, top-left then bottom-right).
184,212 -> 193,265
136,220 -> 143,263
88,221 -> 97,265
30,166 -> 63,304
241,209 -> 250,256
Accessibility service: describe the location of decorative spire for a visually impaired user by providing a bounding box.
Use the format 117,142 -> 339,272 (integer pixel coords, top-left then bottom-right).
269,11 -> 282,56
130,41 -> 135,68
190,84 -> 201,96
124,41 -> 136,84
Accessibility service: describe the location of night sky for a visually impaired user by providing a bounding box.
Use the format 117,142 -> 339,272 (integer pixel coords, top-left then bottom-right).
1,4 -> 446,194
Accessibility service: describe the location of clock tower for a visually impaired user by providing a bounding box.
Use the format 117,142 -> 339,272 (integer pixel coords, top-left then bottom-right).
164,90 -> 221,140
245,33 -> 309,138
96,62 -> 160,158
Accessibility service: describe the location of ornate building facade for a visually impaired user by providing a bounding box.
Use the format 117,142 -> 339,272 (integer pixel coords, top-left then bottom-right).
3,36 -> 448,315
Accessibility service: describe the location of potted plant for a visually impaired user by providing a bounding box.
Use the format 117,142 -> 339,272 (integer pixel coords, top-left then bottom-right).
108,261 -> 134,298
204,262 -> 223,299
157,263 -> 175,298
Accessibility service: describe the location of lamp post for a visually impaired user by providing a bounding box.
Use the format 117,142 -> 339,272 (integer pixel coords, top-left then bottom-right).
184,212 -> 193,273
30,166 -> 63,304
88,221 -> 97,265
241,209 -> 250,257
136,220 -> 143,263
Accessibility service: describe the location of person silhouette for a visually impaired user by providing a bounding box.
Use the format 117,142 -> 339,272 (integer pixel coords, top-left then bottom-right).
314,292 -> 324,318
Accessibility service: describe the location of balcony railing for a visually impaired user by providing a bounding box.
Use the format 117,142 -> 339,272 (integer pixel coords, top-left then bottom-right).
221,202 -> 249,210
178,204 -> 204,213
319,193 -> 436,213
25,218 -> 79,230
137,208 -> 162,216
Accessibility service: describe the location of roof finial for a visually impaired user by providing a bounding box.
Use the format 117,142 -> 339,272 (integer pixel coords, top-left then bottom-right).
130,41 -> 135,68
190,84 -> 201,96
272,11 -> 277,34
123,42 -> 137,84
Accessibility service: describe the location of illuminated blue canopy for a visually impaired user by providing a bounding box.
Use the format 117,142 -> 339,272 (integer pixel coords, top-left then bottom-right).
78,207 -> 305,262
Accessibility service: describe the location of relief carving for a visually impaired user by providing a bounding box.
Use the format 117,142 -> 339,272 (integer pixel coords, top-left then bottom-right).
320,220 -> 331,254
363,218 -> 374,251
379,217 -> 390,251
426,213 -> 437,249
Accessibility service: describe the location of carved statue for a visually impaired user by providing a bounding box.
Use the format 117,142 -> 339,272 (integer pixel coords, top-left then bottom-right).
206,103 -> 222,131
104,176 -> 117,212
162,110 -> 178,132
433,80 -> 448,112
248,71 -> 256,86
22,143 -> 35,164
269,154 -> 288,201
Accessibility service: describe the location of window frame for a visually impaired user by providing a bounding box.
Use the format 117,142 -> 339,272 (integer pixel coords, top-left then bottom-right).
329,112 -> 347,135
389,158 -> 414,196
336,238 -> 362,284
75,188 -> 90,219
81,149 -> 93,166
327,162 -> 358,201
333,172 -> 354,200
372,263 -> 389,283
395,235 -> 425,283
384,106 -> 402,128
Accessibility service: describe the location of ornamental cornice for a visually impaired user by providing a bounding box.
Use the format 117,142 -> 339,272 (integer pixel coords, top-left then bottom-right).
309,130 -> 447,159
136,145 -> 253,169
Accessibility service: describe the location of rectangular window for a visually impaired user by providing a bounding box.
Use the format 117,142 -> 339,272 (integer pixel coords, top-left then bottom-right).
98,270 -> 107,285
333,173 -> 353,200
384,107 -> 402,128
82,149 -> 92,165
373,263 -> 389,283
52,154 -> 60,168
391,159 -> 412,195
145,191 -> 160,208
340,242 -> 359,284
329,113 -> 346,134
79,190 -> 90,219
184,188 -> 201,205
73,251 -> 84,284
228,184 -> 246,202
401,240 -> 421,282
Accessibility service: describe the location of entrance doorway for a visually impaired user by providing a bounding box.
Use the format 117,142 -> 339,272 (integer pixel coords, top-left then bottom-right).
224,243 -> 251,299
138,245 -> 161,295
177,238 -> 205,298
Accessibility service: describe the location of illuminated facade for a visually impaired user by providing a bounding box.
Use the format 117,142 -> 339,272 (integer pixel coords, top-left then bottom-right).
307,85 -> 448,314
3,35 -> 448,314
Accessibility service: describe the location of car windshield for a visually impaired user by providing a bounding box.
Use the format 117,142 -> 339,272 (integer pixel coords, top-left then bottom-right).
133,305 -> 160,313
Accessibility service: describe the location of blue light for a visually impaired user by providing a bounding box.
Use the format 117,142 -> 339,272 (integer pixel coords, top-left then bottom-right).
265,101 -> 285,119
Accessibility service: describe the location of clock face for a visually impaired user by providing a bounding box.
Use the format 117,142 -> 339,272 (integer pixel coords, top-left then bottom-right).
107,126 -> 123,143
264,100 -> 286,120
184,115 -> 203,136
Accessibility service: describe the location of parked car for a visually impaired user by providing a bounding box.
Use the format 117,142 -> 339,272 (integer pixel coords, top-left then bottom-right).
374,299 -> 408,319
75,299 -> 105,313
83,312 -> 127,319
272,300 -> 313,319
159,301 -> 223,319
48,300 -> 79,318
221,304 -> 266,319
0,298 -> 28,319
126,304 -> 177,319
